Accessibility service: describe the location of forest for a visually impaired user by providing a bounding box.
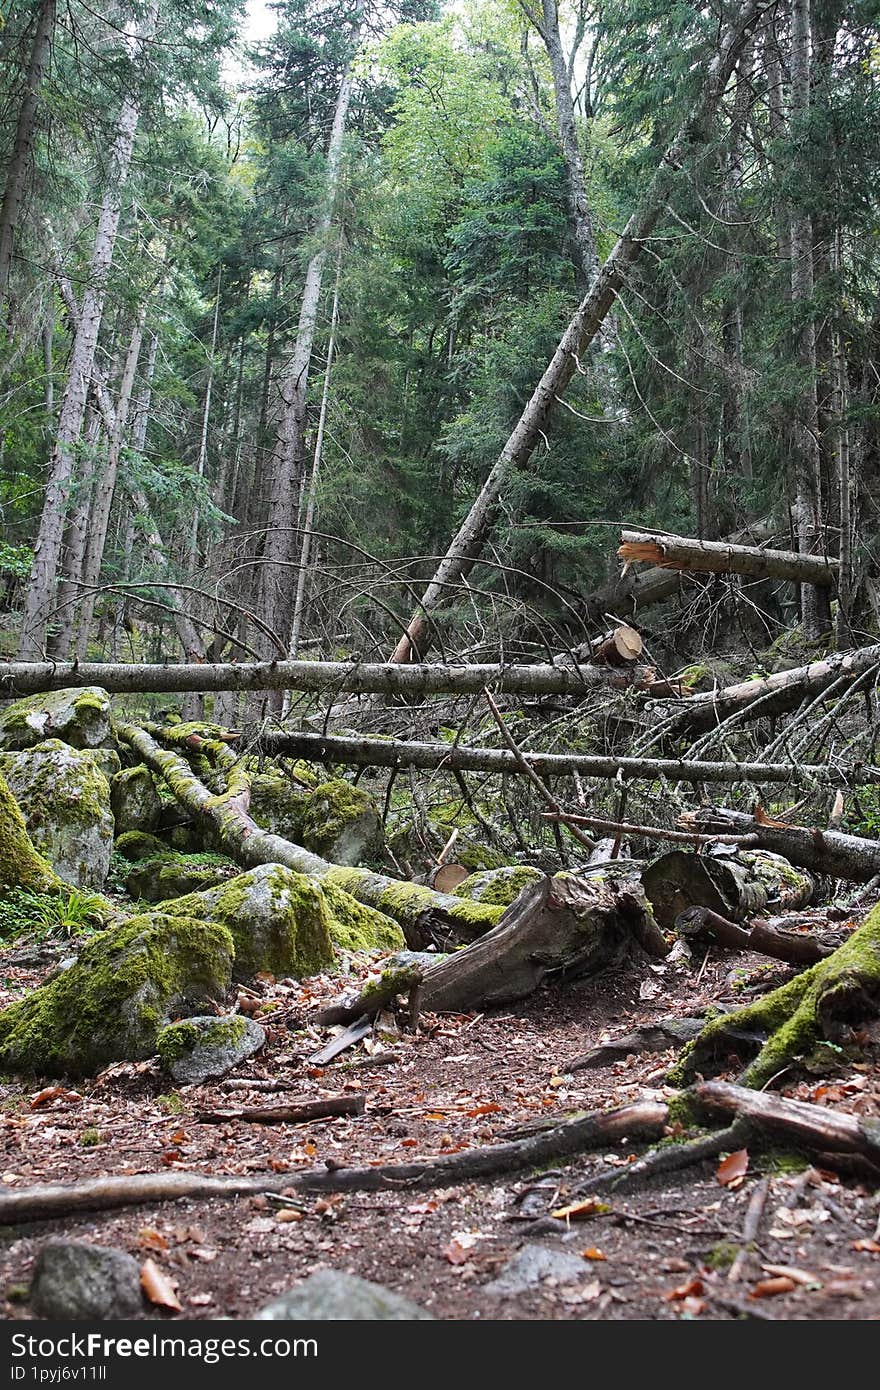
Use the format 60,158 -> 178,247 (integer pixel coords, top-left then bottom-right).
0,0 -> 879,1328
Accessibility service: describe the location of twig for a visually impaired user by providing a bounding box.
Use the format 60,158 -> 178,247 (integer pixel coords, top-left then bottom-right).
543,811 -> 759,847
728,1177 -> 771,1283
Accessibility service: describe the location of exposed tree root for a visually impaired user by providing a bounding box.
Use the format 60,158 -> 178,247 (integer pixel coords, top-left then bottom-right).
576,1118 -> 751,1195
671,907 -> 880,1087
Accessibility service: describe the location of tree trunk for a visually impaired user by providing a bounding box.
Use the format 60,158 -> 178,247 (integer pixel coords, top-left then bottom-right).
17,3 -> 158,658
618,530 -> 838,585
641,847 -> 815,930
389,0 -> 765,663
0,0 -> 56,304
538,0 -> 599,289
683,806 -> 880,883
50,404 -> 101,656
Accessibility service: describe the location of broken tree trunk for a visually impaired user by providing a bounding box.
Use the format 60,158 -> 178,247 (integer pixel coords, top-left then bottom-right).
675,906 -> 831,966
115,721 -> 500,948
641,848 -> 815,930
318,876 -> 669,1018
389,0 -> 766,663
591,624 -> 644,665
0,658 -> 662,699
682,807 -> 880,883
253,728 -> 880,789
650,642 -> 880,737
672,905 -> 880,1088
618,531 -> 838,586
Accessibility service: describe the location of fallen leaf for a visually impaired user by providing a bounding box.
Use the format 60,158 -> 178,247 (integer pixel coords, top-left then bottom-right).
187,1247 -> 218,1262
551,1199 -> 611,1222
559,1280 -> 602,1305
137,1227 -> 170,1253
852,1239 -> 880,1254
169,1129 -> 188,1146
761,1263 -> 819,1287
465,1103 -> 503,1117
717,1148 -> 749,1187
824,1278 -> 863,1298
665,1276 -> 704,1302
581,1248 -> 606,1261
442,1240 -> 473,1266
140,1259 -> 182,1314
276,1208 -> 304,1223
424,1111 -> 447,1121
749,1276 -> 797,1298
29,1086 -> 81,1109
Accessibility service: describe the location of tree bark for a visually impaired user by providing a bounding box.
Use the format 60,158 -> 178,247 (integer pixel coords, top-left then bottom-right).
17,3 -> 158,658
682,806 -> 880,883
389,0 -> 766,663
618,530 -> 838,586
0,0 -> 56,304
641,847 -> 815,929
255,727 -> 880,790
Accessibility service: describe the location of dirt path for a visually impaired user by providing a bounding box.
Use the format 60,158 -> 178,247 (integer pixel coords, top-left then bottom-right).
1,937 -> 878,1320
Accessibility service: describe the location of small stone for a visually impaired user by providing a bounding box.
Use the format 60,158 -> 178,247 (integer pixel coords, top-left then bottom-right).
31,1241 -> 143,1319
483,1243 -> 590,1295
254,1270 -> 434,1320
157,1015 -> 266,1085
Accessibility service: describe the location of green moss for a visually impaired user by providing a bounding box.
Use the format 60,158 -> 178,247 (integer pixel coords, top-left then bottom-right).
115,830 -> 168,861
320,881 -> 405,952
705,1241 -> 739,1272
676,907 -> 880,1087
156,1091 -> 184,1114
452,866 -> 543,907
0,912 -> 234,1076
126,851 -> 237,903
80,1126 -> 102,1147
157,1015 -> 248,1066
301,779 -> 383,864
0,771 -> 60,893
160,864 -> 336,982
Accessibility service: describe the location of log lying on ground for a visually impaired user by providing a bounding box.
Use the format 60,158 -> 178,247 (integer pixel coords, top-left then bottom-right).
115,722 -> 501,948
676,906 -> 831,966
650,643 -> 880,737
641,848 -> 815,929
0,1100 -> 669,1223
255,729 -> 880,789
671,905 -> 880,1087
316,875 -> 669,1019
683,807 -> 880,883
194,1094 -> 365,1125
592,624 -> 644,665
694,1081 -> 880,1167
0,659 -> 663,699
618,531 -> 839,587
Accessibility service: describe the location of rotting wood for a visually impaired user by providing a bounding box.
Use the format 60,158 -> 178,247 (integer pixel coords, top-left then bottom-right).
194,1094 -> 365,1125
0,1100 -> 669,1223
592,624 -> 644,665
675,905 -> 830,965
562,1017 -> 708,1073
694,1081 -> 880,1165
619,530 -> 838,586
641,848 -> 815,929
254,729 -> 880,789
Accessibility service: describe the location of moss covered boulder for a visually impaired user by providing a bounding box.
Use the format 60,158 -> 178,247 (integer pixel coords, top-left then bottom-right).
301,779 -> 383,866
0,740 -> 113,888
115,830 -> 168,861
126,852 -> 237,903
453,865 -> 544,908
249,774 -> 309,841
0,771 -> 60,894
388,820 -> 507,875
0,912 -> 234,1076
0,687 -> 111,752
160,863 -> 336,981
320,881 -> 405,953
157,1014 -> 265,1084
110,766 -> 162,834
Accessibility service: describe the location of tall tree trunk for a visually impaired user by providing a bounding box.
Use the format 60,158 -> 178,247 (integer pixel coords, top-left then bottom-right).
17,3 -> 159,658
191,266 -> 222,559
256,17 -> 362,682
789,0 -> 832,637
50,405 -> 101,656
0,0 -> 56,305
67,307 -> 146,659
390,0 -> 765,663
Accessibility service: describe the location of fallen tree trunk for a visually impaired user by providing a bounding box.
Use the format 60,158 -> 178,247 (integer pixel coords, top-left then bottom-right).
389,0 -> 766,663
694,1081 -> 880,1166
675,906 -> 831,965
0,658 -> 663,699
641,847 -> 815,928
0,1100 -> 669,1222
682,807 -> 880,883
618,531 -> 839,586
115,722 -> 501,948
255,728 -> 880,789
650,643 -> 880,737
317,875 -> 669,1018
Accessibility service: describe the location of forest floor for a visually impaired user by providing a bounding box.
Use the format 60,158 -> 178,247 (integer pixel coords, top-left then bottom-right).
0,932 -> 879,1322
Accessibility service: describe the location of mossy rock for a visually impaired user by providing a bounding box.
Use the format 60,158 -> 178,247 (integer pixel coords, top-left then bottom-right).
159,863 -> 337,982
125,852 -> 238,903
388,819 -> 507,875
111,766 -> 162,834
249,774 -> 310,841
0,740 -> 113,889
157,1014 -> 265,1084
0,912 -> 234,1076
453,865 -> 544,908
115,830 -> 168,862
301,779 -> 384,866
0,772 -> 59,894
0,687 -> 112,752
320,881 -> 405,953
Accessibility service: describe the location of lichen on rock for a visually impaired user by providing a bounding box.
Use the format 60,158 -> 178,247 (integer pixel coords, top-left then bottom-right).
301,779 -> 383,866
0,687 -> 111,751
111,766 -> 162,834
157,1014 -> 264,1084
0,912 -> 234,1076
0,739 -> 114,888
453,865 -> 544,907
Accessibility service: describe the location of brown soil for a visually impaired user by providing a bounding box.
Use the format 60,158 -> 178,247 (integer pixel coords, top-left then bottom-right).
1,932 -> 878,1321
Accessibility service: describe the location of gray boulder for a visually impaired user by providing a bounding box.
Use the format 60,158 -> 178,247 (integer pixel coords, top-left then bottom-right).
0,739 -> 113,887
30,1241 -> 143,1319
111,765 -> 162,833
0,687 -> 111,751
157,1014 -> 265,1084
255,1270 -> 434,1320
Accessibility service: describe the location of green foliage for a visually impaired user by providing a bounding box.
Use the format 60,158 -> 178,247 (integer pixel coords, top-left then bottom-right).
0,886 -> 111,943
